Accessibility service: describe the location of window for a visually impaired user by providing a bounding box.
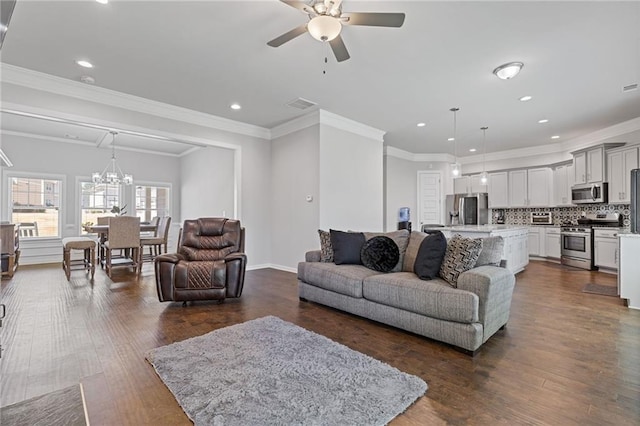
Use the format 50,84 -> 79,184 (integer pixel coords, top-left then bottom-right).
10,176 -> 62,238
135,184 -> 170,222
80,181 -> 123,229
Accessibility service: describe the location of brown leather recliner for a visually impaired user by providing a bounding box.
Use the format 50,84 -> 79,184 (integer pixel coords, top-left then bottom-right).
154,218 -> 246,303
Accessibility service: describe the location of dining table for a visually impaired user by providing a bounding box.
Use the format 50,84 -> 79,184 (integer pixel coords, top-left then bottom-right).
83,223 -> 158,265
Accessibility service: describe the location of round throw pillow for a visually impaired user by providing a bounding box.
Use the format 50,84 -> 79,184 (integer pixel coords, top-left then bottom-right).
360,236 -> 400,273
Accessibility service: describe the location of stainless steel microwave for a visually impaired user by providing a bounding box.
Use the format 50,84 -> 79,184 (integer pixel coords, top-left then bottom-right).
571,182 -> 608,204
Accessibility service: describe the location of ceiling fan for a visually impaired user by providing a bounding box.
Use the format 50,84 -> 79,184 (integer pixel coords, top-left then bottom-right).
267,0 -> 405,62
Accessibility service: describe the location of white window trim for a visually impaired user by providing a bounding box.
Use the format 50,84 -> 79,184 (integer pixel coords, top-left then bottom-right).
133,180 -> 173,219
2,170 -> 66,240
76,175 -> 126,232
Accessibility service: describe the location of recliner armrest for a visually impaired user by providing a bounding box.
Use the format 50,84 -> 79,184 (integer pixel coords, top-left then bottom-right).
224,252 -> 247,263
155,253 -> 185,264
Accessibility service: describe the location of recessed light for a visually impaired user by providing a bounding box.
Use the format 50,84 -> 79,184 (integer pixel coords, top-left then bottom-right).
519,95 -> 532,102
76,60 -> 93,68
230,103 -> 242,110
96,0 -> 108,4
538,119 -> 549,124
551,135 -> 560,139
417,122 -> 426,127
447,137 -> 455,142
493,62 -> 524,80
469,148 -> 477,152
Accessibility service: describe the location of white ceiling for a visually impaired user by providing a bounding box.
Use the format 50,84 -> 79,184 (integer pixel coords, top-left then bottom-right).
1,0 -> 639,157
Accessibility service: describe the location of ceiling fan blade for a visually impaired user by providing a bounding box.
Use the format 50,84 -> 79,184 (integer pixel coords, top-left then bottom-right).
267,24 -> 308,47
329,35 -> 350,62
280,0 -> 315,14
342,12 -> 405,27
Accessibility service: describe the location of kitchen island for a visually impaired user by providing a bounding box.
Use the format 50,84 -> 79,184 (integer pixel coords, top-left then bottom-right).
424,225 -> 530,274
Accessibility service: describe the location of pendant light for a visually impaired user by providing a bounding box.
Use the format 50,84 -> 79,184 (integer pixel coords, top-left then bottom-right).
480,126 -> 488,185
450,107 -> 460,177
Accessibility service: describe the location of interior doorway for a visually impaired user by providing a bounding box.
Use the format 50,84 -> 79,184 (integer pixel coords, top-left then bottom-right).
417,171 -> 442,230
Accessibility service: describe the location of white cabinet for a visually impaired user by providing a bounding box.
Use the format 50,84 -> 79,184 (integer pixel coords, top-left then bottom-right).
488,172 -> 509,208
553,164 -> 574,206
619,234 -> 640,309
508,170 -> 528,207
453,177 -> 470,194
574,147 -> 604,184
607,147 -> 639,204
528,227 -> 545,257
594,228 -> 619,270
508,168 -> 552,207
545,227 -> 561,259
495,228 -> 529,274
454,175 -> 488,194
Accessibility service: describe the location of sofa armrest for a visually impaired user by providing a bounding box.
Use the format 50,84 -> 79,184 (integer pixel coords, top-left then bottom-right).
457,265 -> 516,341
305,250 -> 322,262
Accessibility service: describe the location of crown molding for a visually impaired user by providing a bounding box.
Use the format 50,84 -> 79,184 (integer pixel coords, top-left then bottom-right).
1,64 -> 271,140
318,110 -> 386,141
270,109 -> 386,141
385,146 -> 454,163
559,116 -> 640,153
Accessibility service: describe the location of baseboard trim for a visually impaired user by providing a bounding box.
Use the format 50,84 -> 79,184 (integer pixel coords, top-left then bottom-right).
246,264 -> 297,273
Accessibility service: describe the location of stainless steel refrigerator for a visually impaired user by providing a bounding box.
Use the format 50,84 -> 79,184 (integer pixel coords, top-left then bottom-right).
445,193 -> 489,226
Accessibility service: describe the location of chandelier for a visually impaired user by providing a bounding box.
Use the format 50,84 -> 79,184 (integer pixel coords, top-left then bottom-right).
92,131 -> 133,185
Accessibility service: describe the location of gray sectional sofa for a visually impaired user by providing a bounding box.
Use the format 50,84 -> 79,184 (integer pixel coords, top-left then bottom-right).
298,230 -> 516,354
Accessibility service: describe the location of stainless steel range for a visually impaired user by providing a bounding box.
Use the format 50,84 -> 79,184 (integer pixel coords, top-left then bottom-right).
560,213 -> 622,270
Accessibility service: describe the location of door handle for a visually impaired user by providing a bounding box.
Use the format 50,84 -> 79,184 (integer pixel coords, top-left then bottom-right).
0,304 -> 5,328
591,185 -> 597,201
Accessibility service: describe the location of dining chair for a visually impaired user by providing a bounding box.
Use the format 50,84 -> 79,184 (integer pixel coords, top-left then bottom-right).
141,216 -> 171,262
103,216 -> 141,277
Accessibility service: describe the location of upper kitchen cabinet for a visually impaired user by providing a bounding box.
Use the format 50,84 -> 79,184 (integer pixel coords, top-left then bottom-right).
572,143 -> 624,184
607,146 -> 639,204
488,172 -> 509,208
553,163 -> 574,206
454,175 -> 488,194
508,168 -> 553,207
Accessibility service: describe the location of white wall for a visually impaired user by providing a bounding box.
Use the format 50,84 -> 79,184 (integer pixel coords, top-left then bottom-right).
180,145 -> 235,220
384,155 -> 452,231
270,125 -> 320,270
319,124 -> 384,232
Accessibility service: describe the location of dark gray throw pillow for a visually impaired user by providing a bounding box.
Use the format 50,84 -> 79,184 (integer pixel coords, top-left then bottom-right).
330,230 -> 366,265
360,236 -> 400,272
414,231 -> 447,280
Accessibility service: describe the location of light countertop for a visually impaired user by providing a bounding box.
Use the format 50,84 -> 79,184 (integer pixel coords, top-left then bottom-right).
432,225 -> 530,233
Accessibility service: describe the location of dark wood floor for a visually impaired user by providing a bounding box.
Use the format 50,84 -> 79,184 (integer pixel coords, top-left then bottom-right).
1,260 -> 639,425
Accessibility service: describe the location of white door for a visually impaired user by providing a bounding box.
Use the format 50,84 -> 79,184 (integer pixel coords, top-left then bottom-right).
417,171 -> 442,230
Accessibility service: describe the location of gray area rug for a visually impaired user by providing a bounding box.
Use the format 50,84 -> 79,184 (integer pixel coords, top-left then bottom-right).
146,316 -> 427,425
582,283 -> 618,297
1,384 -> 87,426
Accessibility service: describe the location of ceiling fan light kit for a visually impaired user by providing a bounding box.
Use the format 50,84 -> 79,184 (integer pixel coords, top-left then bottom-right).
308,15 -> 342,41
268,0 -> 405,62
493,61 -> 524,80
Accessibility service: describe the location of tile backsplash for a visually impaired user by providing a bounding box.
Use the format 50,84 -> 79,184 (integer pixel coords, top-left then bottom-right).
492,204 -> 631,228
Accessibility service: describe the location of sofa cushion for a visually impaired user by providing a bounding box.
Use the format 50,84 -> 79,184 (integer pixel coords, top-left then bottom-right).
439,235 -> 483,287
414,231 -> 447,280
363,272 -> 479,323
318,229 -> 334,262
331,230 -> 366,265
402,231 -> 428,272
475,236 -> 504,267
298,262 -> 380,298
360,236 -> 399,273
363,230 -> 410,272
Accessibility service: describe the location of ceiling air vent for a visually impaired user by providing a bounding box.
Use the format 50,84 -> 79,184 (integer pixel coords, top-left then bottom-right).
622,83 -> 638,93
286,97 -> 317,110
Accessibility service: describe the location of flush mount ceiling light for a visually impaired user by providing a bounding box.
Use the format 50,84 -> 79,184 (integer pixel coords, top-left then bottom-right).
450,107 -> 461,177
230,103 -> 242,110
519,95 -> 532,102
493,62 -> 523,80
76,59 -> 93,68
92,132 -> 133,185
